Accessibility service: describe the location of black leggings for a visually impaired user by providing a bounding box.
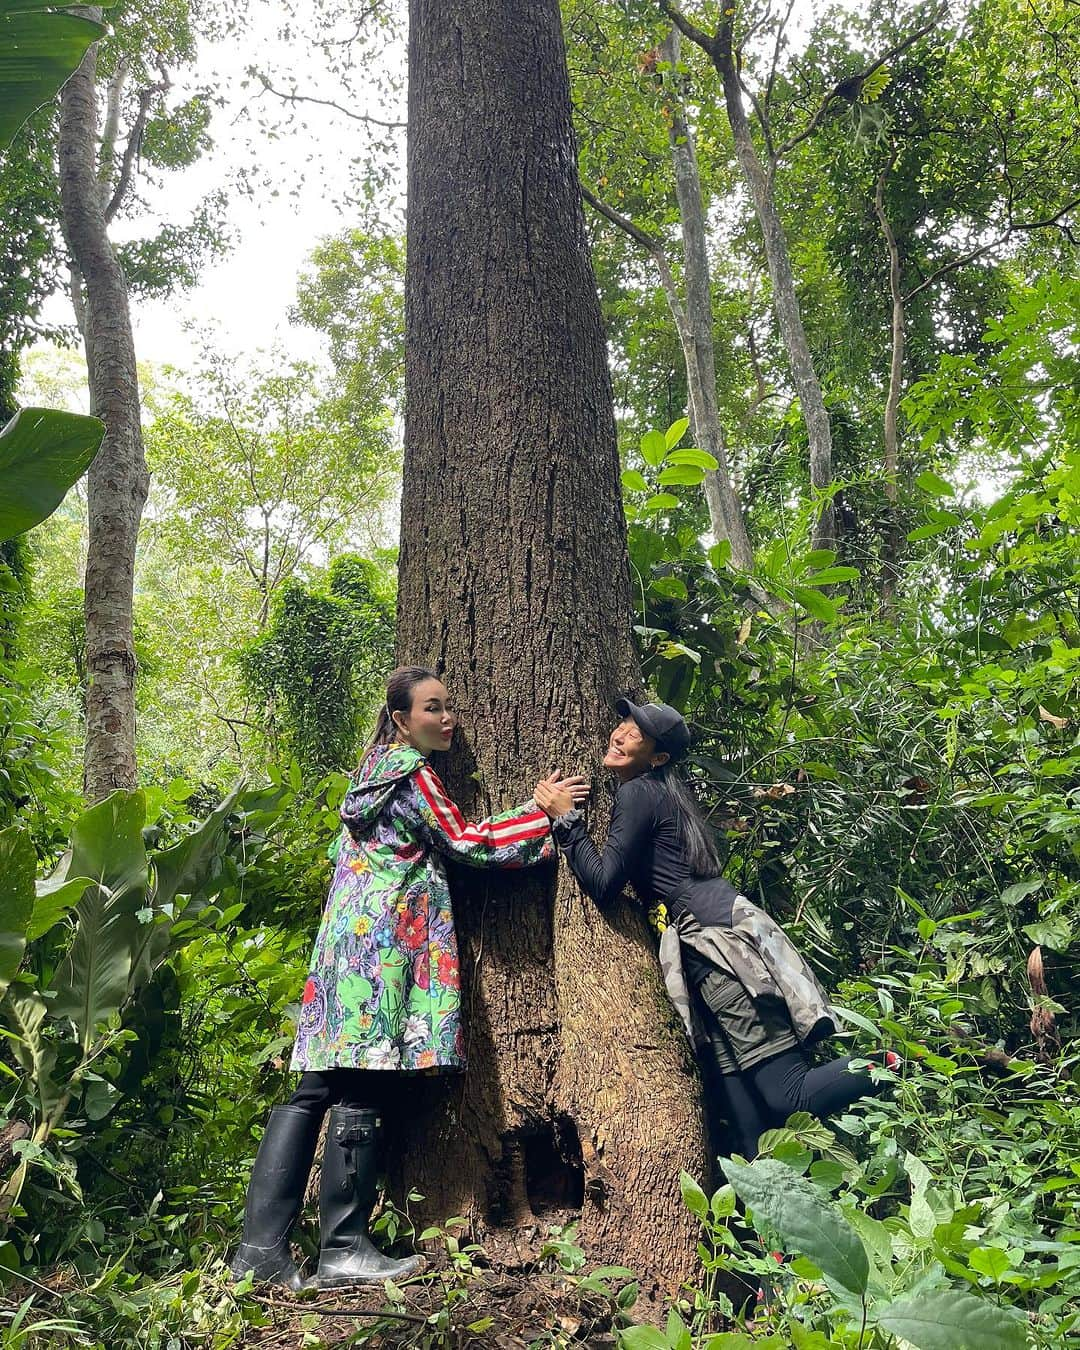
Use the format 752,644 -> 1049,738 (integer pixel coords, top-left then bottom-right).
287,1069 -> 407,1122
709,1048 -> 880,1159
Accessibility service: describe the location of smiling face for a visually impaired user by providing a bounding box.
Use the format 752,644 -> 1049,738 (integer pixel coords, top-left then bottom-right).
393,677 -> 457,753
603,717 -> 669,782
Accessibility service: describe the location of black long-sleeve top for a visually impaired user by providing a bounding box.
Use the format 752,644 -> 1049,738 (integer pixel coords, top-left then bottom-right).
551,772 -> 736,928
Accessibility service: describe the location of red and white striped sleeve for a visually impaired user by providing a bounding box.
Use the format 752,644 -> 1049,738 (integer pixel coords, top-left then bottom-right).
412,764 -> 555,867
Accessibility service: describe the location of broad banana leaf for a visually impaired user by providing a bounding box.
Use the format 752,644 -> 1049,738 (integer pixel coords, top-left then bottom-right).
130,787 -> 243,981
0,407 -> 105,541
50,792 -> 149,1049
2,985 -> 61,1118
0,0 -> 108,149
29,863 -> 93,941
0,826 -> 35,997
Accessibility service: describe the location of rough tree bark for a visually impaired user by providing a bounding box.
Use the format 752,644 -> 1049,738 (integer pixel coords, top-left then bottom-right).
58,34 -> 149,802
662,0 -> 836,552
394,0 -> 707,1289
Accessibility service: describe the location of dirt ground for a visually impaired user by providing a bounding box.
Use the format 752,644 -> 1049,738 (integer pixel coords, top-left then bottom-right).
240,1262 -> 632,1349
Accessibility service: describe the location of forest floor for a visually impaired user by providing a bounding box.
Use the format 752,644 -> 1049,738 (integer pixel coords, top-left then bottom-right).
237,1263 -> 631,1347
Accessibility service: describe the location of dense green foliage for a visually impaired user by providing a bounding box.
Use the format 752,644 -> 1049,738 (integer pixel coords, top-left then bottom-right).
0,0 -> 1076,1345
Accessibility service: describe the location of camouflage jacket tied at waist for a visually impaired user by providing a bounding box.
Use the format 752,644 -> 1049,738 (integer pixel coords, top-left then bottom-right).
658,899 -> 838,1053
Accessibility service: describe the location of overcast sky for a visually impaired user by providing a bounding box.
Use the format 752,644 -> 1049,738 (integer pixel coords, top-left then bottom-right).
30,5 -> 407,384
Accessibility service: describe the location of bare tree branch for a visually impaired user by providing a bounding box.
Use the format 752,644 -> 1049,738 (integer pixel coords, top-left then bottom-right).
904,194 -> 1080,300
764,0 -> 797,116
579,183 -> 691,337
250,70 -> 405,129
104,73 -> 169,224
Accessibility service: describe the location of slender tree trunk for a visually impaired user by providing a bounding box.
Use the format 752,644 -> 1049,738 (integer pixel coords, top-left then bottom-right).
661,28 -> 754,570
58,38 -> 149,801
396,0 -> 706,1290
873,151 -> 904,611
707,14 -> 836,551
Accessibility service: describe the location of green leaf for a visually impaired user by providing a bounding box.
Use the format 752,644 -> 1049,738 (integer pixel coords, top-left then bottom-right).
664,417 -> 690,449
621,469 -> 649,494
710,1184 -> 735,1219
29,873 -> 92,942
0,2 -> 111,149
1000,878 -> 1043,906
50,792 -> 149,1049
915,470 -> 955,498
658,464 -> 705,487
658,639 -> 698,662
1022,917 -> 1071,952
875,1289 -> 1027,1350
0,407 -> 105,541
708,540 -> 731,571
969,1247 -> 1014,1281
800,549 -> 837,569
830,1004 -> 881,1038
805,566 -> 860,586
154,788 -> 240,912
664,448 -> 718,471
722,1156 -> 869,1294
651,577 -> 688,602
30,841 -> 101,943
0,827 -> 35,997
680,1170 -> 708,1220
640,430 -> 667,466
665,1310 -> 691,1350
642,493 -> 679,514
907,520 -> 956,542
1,986 -> 61,1118
617,1329 -> 668,1350
790,586 -> 838,623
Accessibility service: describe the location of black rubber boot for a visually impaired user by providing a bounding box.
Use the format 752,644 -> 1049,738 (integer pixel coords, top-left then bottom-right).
229,1104 -> 321,1291
309,1106 -> 423,1288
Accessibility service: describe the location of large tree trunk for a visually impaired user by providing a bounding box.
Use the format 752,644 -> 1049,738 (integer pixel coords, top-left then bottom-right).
395,0 -> 707,1290
58,39 -> 149,802
660,28 -> 754,571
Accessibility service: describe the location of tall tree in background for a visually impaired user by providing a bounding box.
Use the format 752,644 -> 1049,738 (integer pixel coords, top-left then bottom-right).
659,0 -> 839,551
56,4 -> 224,799
582,26 -> 754,569
397,0 -> 706,1284
58,30 -> 148,800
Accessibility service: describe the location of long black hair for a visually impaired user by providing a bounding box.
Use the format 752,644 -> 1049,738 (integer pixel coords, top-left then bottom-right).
363,665 -> 439,757
652,761 -> 722,878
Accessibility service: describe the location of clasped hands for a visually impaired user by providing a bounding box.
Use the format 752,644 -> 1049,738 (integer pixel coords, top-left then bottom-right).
534,771 -> 590,820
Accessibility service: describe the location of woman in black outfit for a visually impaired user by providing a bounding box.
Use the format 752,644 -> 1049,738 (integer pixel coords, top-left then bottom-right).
536,698 -> 889,1160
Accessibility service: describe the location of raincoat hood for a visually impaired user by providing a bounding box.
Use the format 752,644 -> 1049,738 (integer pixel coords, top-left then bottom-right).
341,742 -> 425,830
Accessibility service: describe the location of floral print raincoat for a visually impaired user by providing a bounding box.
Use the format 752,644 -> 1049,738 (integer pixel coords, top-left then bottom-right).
291,742 -> 555,1073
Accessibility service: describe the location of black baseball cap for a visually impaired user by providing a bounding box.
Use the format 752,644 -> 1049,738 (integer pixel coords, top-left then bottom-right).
614,697 -> 691,761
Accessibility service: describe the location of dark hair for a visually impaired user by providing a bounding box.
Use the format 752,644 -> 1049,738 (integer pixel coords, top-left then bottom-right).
365,665 -> 440,754
652,761 -> 722,878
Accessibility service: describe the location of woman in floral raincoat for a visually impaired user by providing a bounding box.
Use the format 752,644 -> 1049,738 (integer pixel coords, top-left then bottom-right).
231,666 -> 587,1293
